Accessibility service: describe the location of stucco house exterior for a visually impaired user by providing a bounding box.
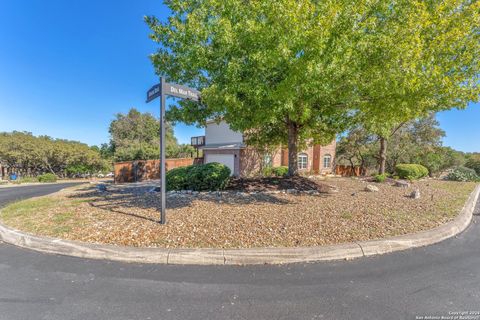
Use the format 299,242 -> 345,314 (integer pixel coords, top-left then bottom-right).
191,120 -> 336,177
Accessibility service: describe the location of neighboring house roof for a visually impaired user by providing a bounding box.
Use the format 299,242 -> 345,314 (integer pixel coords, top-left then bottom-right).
201,143 -> 245,150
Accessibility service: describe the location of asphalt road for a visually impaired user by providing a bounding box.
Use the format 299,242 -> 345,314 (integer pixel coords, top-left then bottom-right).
0,183 -> 84,206
0,184 -> 479,320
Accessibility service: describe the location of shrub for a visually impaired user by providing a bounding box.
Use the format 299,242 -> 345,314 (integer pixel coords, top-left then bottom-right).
262,166 -> 288,177
395,164 -> 429,180
445,166 -> 480,182
19,177 -> 39,183
465,158 -> 480,176
166,162 -> 231,191
272,166 -> 289,177
374,174 -> 387,183
38,173 -> 57,183
262,166 -> 274,177
165,166 -> 189,191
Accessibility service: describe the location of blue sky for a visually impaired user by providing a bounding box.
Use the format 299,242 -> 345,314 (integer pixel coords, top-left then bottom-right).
0,1 -> 478,152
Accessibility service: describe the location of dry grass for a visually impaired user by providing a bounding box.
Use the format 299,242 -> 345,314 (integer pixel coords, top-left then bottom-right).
0,178 -> 476,249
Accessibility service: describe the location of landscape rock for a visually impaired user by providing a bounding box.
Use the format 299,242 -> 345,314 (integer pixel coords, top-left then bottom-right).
327,188 -> 339,194
150,186 -> 162,193
410,189 -> 421,199
286,189 -> 298,194
395,180 -> 410,188
96,184 -> 108,192
365,185 -> 379,192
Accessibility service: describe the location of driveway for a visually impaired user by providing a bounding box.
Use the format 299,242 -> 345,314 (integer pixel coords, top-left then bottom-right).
0,184 -> 479,320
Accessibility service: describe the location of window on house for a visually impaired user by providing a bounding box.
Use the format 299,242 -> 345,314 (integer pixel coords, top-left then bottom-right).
263,154 -> 273,167
298,153 -> 308,170
323,154 -> 332,168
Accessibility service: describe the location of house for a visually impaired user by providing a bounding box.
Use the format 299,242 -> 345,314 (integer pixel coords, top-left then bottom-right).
191,120 -> 336,176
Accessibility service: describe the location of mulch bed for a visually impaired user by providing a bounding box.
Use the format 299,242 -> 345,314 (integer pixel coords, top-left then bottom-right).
225,176 -> 332,192
0,178 -> 476,249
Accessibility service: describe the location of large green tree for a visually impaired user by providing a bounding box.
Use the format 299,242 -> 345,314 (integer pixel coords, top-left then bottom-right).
146,0 -> 368,175
146,0 -> 479,176
352,0 -> 480,174
108,108 -> 194,161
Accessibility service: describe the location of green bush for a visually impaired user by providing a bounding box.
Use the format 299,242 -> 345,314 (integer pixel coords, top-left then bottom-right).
445,166 -> 480,182
262,166 -> 274,177
166,162 -> 231,191
38,173 -> 57,183
262,166 -> 288,177
395,164 -> 429,180
373,174 -> 387,183
272,166 -> 289,177
465,158 -> 480,176
18,177 -> 39,183
165,166 -> 190,191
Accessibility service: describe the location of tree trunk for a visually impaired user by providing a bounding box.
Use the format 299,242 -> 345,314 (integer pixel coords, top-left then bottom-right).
378,137 -> 387,175
287,120 -> 299,176
349,158 -> 355,173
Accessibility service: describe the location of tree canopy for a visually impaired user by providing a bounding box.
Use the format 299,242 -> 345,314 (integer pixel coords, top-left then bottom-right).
337,115 -> 465,176
0,132 -> 109,177
146,0 -> 479,175
108,108 -> 195,161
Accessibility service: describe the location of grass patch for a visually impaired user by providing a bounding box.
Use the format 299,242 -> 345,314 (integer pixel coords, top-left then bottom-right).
1,195 -> 85,238
341,212 -> 353,220
2,198 -> 56,220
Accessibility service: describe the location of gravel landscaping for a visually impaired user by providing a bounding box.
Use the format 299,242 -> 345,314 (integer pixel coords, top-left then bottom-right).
0,178 -> 476,249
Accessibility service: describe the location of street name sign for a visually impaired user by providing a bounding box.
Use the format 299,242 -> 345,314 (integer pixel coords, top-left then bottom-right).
146,84 -> 161,103
162,82 -> 200,102
145,78 -> 201,224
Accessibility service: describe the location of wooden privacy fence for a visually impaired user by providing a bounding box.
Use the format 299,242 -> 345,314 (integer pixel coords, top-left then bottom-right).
114,158 -> 194,183
335,165 -> 366,177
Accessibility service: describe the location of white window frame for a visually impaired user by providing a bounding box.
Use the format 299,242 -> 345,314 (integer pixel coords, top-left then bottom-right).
323,154 -> 332,168
298,153 -> 308,170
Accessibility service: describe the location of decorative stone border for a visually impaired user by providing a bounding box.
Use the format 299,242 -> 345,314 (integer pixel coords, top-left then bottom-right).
0,184 -> 478,265
151,186 -> 339,197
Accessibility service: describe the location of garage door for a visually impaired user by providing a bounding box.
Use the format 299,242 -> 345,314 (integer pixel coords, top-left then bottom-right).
205,154 -> 235,176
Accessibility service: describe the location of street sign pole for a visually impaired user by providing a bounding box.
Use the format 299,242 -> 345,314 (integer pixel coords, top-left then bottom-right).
159,77 -> 166,224
146,78 -> 200,225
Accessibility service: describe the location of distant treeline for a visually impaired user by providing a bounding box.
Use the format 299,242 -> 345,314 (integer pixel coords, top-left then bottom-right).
336,115 -> 475,177
0,131 -> 110,178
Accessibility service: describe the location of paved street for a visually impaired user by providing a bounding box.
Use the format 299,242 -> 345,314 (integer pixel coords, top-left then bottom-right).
0,184 -> 479,320
0,183 -> 84,206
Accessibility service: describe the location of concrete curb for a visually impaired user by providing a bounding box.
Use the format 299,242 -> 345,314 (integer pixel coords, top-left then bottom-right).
0,184 -> 478,265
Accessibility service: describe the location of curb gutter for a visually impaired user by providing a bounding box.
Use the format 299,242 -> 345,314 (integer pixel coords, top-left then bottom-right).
0,184 -> 478,265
